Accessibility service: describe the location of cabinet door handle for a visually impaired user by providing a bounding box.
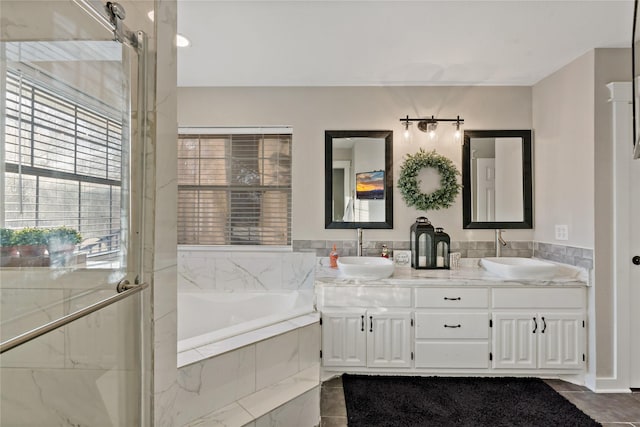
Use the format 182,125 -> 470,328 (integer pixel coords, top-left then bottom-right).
361,315 -> 365,332
369,316 -> 373,333
443,297 -> 461,301
541,316 -> 547,333
444,324 -> 461,328
532,317 -> 538,333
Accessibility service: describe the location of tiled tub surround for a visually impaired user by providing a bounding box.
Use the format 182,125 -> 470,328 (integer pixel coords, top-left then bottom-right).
294,240 -> 594,269
177,323 -> 321,427
176,249 -> 320,426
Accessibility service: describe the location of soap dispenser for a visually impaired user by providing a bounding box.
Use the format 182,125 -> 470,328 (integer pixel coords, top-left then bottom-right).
329,244 -> 339,269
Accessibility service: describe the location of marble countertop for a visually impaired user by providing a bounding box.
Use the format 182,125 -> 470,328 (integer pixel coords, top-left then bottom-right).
314,258 -> 589,287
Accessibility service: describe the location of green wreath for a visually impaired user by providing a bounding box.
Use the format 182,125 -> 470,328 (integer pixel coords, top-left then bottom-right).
398,149 -> 462,211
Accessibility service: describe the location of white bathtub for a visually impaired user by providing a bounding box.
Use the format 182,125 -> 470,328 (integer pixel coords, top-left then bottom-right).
177,290 -> 315,354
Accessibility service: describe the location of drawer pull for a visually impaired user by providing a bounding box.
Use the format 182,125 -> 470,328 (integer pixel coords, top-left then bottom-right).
532,317 -> 538,333
443,297 -> 461,301
541,316 -> 547,333
361,315 -> 365,332
444,324 -> 462,328
369,316 -> 373,333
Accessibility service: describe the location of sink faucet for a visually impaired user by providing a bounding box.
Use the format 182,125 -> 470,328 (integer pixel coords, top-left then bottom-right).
356,228 -> 363,256
495,229 -> 507,257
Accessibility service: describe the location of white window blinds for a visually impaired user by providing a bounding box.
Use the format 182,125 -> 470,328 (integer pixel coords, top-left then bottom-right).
177,130 -> 292,246
3,70 -> 122,255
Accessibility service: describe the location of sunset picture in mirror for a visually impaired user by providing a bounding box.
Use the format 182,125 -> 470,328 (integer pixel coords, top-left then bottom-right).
356,171 -> 384,200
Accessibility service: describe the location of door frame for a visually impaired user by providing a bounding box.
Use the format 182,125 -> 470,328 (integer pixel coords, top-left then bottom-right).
607,82 -> 639,391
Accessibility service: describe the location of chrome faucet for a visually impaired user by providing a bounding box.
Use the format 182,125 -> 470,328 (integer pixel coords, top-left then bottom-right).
356,228 -> 363,256
495,229 -> 507,257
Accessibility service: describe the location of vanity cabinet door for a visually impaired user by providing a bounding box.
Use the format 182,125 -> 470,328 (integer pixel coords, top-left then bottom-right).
366,311 -> 412,368
537,312 -> 584,370
321,311 -> 366,367
492,312 -> 537,369
492,311 -> 585,371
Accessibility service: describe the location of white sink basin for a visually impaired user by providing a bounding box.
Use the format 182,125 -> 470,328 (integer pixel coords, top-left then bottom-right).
480,257 -> 558,280
337,256 -> 394,280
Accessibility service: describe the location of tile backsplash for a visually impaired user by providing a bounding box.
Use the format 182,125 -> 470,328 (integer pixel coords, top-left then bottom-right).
293,239 -> 593,269
293,240 -> 533,259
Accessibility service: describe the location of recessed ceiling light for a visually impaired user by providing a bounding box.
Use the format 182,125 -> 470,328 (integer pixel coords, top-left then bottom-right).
147,10 -> 154,21
176,34 -> 191,48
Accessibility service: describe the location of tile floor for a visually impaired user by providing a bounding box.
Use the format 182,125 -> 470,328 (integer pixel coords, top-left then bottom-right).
320,376 -> 640,427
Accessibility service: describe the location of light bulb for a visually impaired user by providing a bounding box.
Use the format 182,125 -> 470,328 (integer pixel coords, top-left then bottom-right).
402,120 -> 412,143
427,122 -> 438,141
454,128 -> 461,142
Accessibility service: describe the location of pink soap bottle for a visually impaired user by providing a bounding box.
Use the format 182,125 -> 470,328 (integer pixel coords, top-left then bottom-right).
329,244 -> 339,268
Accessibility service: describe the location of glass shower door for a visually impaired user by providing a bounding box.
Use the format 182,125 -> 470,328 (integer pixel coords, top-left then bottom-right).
0,1 -> 148,425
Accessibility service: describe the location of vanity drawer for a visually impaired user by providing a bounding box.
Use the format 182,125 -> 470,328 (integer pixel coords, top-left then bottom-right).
414,342 -> 490,369
415,313 -> 489,339
415,288 -> 489,308
492,287 -> 585,309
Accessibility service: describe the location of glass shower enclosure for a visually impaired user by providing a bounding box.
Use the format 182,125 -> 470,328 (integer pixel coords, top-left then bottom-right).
0,1 -> 150,425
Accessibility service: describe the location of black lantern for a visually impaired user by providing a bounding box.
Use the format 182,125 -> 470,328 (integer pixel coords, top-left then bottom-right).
434,227 -> 451,269
410,217 -> 450,270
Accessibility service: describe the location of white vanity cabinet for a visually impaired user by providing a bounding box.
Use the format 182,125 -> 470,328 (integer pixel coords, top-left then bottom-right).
366,310 -> 412,368
414,287 -> 490,369
491,288 -> 586,371
321,309 -> 412,368
317,281 -> 587,377
321,311 -> 367,367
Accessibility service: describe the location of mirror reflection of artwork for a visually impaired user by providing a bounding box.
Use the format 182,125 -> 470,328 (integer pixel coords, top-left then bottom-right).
356,171 -> 385,200
325,130 -> 393,229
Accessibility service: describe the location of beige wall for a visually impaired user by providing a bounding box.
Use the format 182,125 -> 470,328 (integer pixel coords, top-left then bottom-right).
177,86 -> 533,243
532,51 -> 595,248
532,48 -> 631,381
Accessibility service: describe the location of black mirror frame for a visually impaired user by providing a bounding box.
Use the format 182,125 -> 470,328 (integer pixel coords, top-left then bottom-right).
325,130 -> 394,229
462,129 -> 533,229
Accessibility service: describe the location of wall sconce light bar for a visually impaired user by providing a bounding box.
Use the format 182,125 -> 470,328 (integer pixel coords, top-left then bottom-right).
400,115 -> 464,131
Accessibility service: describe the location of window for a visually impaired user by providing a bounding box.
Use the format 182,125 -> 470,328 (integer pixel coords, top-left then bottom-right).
177,129 -> 292,246
3,70 -> 123,256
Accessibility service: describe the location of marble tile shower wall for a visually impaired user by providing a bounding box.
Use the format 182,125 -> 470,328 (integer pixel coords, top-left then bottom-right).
293,240 -> 594,269
177,250 -> 316,292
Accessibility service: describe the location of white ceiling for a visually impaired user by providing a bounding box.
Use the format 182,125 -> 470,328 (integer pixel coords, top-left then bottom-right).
177,1 -> 633,87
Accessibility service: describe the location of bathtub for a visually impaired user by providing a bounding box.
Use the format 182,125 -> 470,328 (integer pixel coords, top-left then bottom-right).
177,290 -> 315,354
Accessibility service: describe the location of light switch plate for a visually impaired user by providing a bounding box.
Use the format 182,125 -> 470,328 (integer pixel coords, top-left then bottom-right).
555,225 -> 569,241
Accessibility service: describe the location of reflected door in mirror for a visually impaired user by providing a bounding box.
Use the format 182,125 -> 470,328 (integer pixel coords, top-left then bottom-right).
471,137 -> 524,222
325,130 -> 393,229
463,130 -> 533,229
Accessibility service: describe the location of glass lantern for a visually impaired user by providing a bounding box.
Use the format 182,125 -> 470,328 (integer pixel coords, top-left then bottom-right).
410,217 -> 435,269
434,227 -> 451,269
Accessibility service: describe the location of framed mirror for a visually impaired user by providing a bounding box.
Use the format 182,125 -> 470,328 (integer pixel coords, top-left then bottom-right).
462,130 -> 533,229
325,130 -> 393,229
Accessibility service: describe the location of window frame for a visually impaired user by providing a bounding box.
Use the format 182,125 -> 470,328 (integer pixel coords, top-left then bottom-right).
177,127 -> 293,248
